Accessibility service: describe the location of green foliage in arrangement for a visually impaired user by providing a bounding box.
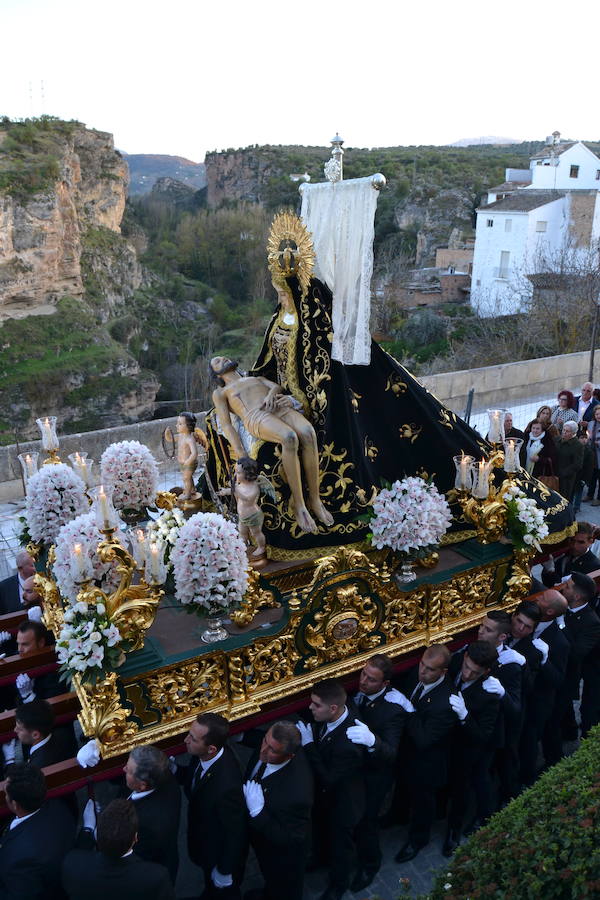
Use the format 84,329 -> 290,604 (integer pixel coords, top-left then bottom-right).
427,729 -> 600,899
0,115 -> 81,198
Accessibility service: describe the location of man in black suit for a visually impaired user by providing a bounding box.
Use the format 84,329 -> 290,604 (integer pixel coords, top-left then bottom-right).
346,653 -> 407,892
540,522 -> 600,588
296,678 -> 365,900
444,640 -> 501,855
242,720 -> 313,900
393,644 -> 455,864
62,798 -> 174,900
521,590 -> 570,782
177,712 -> 246,899
1,620 -> 63,712
572,382 -> 599,422
123,745 -> 182,883
10,698 -> 76,769
0,762 -> 75,899
0,551 -> 35,614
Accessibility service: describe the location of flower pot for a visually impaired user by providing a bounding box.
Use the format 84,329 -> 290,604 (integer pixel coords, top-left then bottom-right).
201,616 -> 228,644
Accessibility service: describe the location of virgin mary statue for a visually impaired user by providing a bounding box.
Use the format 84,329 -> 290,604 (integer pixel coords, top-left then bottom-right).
203,210 -> 572,560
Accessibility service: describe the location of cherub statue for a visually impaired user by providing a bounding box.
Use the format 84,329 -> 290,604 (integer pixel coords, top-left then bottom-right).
177,411 -> 202,501
210,356 -> 333,534
220,456 -> 274,563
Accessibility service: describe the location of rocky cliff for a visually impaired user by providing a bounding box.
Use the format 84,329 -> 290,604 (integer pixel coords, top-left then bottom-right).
0,122 -> 127,318
0,119 -> 158,443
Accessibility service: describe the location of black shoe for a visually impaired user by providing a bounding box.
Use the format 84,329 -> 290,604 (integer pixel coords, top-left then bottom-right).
351,868 -> 377,892
318,887 -> 346,900
244,891 -> 265,900
394,841 -> 423,863
442,829 -> 461,857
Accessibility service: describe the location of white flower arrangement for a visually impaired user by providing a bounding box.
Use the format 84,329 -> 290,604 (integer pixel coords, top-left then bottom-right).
171,512 -> 249,616
100,440 -> 159,511
56,600 -> 124,686
25,463 -> 88,546
146,507 -> 186,567
503,483 -> 549,552
368,476 -> 452,556
53,512 -> 123,603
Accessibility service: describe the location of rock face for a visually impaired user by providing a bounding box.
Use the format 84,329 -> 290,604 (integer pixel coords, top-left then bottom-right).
0,127 -> 128,318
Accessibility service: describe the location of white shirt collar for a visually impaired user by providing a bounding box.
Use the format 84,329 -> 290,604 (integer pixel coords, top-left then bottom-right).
200,746 -> 224,774
10,809 -> 39,830
534,620 -> 554,637
324,706 -> 349,735
355,686 -> 387,704
121,849 -> 134,858
251,758 -> 291,779
569,603 -> 588,614
18,575 -> 26,605
30,734 -> 51,756
421,673 -> 445,697
129,788 -> 155,801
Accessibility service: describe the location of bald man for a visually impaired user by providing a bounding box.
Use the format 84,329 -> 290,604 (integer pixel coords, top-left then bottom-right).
520,591 -> 570,784
573,382 -> 599,422
0,551 -> 35,614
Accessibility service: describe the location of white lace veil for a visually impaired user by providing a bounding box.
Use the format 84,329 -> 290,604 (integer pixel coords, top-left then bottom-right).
300,176 -> 379,366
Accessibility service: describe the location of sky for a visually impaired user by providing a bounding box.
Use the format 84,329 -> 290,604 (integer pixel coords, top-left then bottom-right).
2,0 -> 598,162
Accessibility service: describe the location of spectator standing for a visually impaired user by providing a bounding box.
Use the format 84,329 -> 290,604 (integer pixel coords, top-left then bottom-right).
556,421 -> 584,500
503,412 -> 525,441
572,382 -> 599,422
519,420 -> 557,477
0,551 -> 35,614
585,405 -> 600,503
550,390 -> 579,434
573,423 -> 595,513
524,405 -> 559,442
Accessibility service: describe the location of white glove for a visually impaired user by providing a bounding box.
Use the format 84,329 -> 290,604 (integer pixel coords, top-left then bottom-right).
27,606 -> 43,622
296,721 -> 314,746
483,676 -> 505,698
498,647 -> 526,667
449,692 -> 468,721
0,630 -> 11,644
77,738 -> 101,768
542,557 -> 556,571
82,797 -> 100,831
384,688 -> 415,713
16,673 -> 35,701
346,718 -> 376,748
243,779 -> 265,818
211,867 -> 233,888
532,638 -> 549,665
168,755 -> 178,775
2,739 -> 16,765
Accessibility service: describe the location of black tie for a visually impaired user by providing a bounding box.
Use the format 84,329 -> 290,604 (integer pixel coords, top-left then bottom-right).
318,723 -> 328,741
411,683 -> 424,703
253,761 -> 267,782
505,637 -> 514,648
357,693 -> 367,709
191,759 -> 203,791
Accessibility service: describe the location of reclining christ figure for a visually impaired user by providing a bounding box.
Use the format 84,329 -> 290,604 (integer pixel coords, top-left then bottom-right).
210,356 -> 334,534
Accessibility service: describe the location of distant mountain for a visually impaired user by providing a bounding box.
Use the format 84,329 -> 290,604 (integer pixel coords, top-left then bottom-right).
449,136 -> 522,147
121,153 -> 206,195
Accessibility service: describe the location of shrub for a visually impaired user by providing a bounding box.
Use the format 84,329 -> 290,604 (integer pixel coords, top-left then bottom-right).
427,728 -> 600,899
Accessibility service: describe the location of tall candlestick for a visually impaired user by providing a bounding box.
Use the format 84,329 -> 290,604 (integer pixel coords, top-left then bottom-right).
98,485 -> 110,528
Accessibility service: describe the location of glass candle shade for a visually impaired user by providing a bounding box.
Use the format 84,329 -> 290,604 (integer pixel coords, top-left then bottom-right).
453,454 -> 474,491
502,438 -> 523,473
130,528 -> 148,568
18,452 -> 40,487
36,416 -> 59,452
68,452 -> 94,489
72,541 -> 93,582
92,485 -> 119,532
471,459 -> 492,500
145,541 -> 167,585
487,409 -> 507,445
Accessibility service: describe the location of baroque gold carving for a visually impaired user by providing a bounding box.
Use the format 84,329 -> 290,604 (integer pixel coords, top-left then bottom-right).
230,568 -> 281,626
142,658 -> 228,718
302,583 -> 382,670
78,672 -> 137,750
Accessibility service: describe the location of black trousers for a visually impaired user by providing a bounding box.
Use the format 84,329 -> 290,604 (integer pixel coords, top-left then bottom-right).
355,771 -> 393,872
313,796 -> 359,892
581,674 -> 600,736
447,746 -> 495,832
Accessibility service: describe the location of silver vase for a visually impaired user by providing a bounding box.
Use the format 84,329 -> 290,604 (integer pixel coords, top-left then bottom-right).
395,561 -> 417,584
201,615 -> 228,643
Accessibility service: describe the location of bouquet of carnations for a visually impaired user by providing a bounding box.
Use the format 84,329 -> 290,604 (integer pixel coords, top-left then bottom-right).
146,507 -> 186,567
25,463 -> 88,546
100,440 -> 159,512
368,476 -> 452,557
53,512 -> 123,603
503,483 -> 549,551
56,599 -> 124,687
171,512 -> 248,616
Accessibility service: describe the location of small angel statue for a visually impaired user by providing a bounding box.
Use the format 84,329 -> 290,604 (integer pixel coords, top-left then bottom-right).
219,456 -> 275,565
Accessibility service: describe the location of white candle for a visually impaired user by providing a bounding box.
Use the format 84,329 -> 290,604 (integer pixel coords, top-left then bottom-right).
505,440 -> 516,472
460,455 -> 469,488
25,454 -> 34,476
81,460 -> 89,486
73,543 -> 86,579
150,542 -> 160,580
98,485 -> 110,528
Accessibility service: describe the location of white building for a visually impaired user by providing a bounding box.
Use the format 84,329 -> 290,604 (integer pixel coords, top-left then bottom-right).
471,135 -> 600,315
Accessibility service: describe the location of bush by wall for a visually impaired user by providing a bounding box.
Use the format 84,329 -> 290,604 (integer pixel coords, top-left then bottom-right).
428,728 -> 600,899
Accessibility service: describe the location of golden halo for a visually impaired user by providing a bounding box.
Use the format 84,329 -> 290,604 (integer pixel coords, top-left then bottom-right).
267,211 -> 315,301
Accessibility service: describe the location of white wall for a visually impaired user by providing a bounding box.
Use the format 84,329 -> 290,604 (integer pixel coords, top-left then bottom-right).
528,143 -> 600,191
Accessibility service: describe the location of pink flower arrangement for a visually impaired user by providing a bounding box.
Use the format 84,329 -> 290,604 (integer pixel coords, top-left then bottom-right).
53,512 -> 123,604
370,476 -> 452,555
25,463 -> 88,546
100,440 -> 159,511
171,512 -> 249,616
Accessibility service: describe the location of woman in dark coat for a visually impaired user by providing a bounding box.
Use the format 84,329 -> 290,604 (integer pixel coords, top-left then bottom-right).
520,419 -> 558,478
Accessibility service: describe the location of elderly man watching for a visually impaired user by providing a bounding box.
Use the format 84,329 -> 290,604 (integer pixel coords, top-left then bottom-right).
573,382 -> 599,422
0,551 -> 35,614
556,421 -> 584,500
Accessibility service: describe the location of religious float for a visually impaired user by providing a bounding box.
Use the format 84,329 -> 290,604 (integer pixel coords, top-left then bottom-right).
23,138 -> 573,761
